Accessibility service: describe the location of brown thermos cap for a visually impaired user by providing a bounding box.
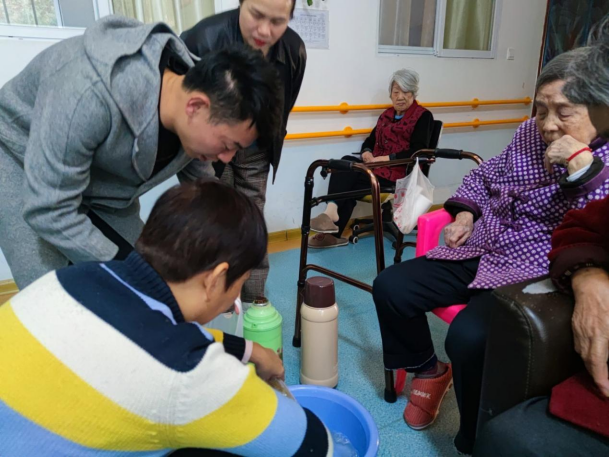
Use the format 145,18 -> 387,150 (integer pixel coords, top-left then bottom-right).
304,277 -> 335,309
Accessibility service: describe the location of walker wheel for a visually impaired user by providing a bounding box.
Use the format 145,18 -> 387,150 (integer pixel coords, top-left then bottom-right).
352,224 -> 360,232
349,235 -> 359,244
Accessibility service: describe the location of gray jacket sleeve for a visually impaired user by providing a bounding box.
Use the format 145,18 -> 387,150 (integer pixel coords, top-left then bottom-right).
22,84 -> 118,263
177,158 -> 216,183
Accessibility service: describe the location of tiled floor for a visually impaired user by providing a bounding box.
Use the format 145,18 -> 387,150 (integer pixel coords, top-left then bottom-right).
267,234 -> 459,456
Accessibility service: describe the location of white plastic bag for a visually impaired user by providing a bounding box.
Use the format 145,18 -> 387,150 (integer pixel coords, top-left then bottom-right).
392,159 -> 434,234
206,298 -> 244,337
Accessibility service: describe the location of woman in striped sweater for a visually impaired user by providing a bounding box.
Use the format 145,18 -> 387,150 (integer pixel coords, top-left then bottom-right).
0,180 -> 331,456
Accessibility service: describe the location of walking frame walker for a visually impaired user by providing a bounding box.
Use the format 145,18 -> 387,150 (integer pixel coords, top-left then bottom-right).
292,148 -> 483,402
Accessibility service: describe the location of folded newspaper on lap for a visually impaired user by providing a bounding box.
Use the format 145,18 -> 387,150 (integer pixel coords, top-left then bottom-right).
392,159 -> 434,234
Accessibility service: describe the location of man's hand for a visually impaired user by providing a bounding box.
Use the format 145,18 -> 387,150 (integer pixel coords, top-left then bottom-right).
443,211 -> 474,248
544,135 -> 593,174
362,151 -> 374,163
249,342 -> 285,382
571,267 -> 609,397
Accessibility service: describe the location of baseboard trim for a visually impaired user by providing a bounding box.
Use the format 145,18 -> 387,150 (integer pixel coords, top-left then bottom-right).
0,279 -> 18,297
267,204 -> 444,243
268,227 -> 302,243
268,218 -> 359,244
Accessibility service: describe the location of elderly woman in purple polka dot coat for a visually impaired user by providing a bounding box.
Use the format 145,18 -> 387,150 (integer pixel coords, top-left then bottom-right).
372,47 -> 609,454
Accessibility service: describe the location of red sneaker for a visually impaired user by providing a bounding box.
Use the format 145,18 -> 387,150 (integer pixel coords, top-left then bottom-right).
403,363 -> 453,430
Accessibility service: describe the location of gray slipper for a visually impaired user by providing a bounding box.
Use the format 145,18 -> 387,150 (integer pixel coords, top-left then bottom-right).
310,213 -> 339,234
308,233 -> 348,249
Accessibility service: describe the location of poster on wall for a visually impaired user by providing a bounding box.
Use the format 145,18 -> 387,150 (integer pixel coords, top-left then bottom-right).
290,8 -> 329,49
541,0 -> 608,67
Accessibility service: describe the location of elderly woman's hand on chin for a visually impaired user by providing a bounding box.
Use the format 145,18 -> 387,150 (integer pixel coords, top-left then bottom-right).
544,134 -> 594,174
444,211 -> 474,248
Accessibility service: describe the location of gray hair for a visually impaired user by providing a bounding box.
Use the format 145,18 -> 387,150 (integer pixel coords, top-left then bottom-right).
562,18 -> 609,107
535,47 -> 590,96
389,69 -> 419,97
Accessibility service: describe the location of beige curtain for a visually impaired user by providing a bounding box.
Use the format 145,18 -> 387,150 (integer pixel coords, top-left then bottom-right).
420,0 -> 436,47
443,0 -> 494,51
379,0 -> 437,48
111,0 -> 215,33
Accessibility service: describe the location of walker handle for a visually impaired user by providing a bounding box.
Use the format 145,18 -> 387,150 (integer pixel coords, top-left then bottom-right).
328,159 -> 354,171
434,149 -> 463,160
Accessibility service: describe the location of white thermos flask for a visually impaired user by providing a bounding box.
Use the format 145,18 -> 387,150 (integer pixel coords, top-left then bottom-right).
300,276 -> 339,388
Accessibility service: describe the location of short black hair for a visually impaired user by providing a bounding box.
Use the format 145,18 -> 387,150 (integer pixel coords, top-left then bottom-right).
239,0 -> 297,19
136,180 -> 268,289
182,45 -> 283,143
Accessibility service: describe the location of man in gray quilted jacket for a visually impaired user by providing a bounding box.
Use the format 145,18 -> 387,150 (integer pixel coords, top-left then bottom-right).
0,16 -> 282,289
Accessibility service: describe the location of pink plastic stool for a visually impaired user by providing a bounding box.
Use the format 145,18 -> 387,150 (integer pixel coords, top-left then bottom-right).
394,209 -> 467,394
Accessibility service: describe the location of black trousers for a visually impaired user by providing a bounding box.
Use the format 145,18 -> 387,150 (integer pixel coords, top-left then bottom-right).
87,211 -> 134,260
372,255 -> 493,448
474,397 -> 609,456
67,213 -> 133,266
327,155 -> 394,236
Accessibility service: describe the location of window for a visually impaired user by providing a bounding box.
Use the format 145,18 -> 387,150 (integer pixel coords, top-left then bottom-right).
379,0 -> 437,55
378,0 -> 502,59
1,0 -> 61,27
0,0 -> 216,40
0,0 -> 103,39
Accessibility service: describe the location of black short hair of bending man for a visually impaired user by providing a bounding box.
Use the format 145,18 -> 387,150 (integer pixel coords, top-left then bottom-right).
183,45 -> 283,144
136,180 -> 268,289
238,0 -> 297,19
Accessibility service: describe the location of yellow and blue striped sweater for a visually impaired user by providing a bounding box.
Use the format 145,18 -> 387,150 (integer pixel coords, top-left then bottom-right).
0,253 -> 330,456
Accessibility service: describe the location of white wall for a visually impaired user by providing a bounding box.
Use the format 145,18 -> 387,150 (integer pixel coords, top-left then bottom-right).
0,0 -> 546,280
273,0 -> 547,231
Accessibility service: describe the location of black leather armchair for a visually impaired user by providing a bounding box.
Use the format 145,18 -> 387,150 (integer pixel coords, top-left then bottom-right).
477,276 -> 583,435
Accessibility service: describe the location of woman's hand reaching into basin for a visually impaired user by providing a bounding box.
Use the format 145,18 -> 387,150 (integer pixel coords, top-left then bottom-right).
250,342 -> 285,381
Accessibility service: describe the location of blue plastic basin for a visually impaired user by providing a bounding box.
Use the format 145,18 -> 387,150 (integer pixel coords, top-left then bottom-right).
289,385 -> 379,457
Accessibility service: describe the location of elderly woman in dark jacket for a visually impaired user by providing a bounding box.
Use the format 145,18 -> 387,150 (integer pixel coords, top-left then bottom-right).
308,68 -> 434,248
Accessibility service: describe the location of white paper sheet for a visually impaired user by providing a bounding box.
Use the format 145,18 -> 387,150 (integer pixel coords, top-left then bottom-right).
290,8 -> 330,49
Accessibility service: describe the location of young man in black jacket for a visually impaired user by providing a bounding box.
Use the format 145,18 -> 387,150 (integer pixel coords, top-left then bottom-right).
181,0 -> 307,302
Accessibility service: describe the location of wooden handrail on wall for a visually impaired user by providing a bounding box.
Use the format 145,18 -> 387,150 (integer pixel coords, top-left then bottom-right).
285,116 -> 530,141
291,97 -> 532,114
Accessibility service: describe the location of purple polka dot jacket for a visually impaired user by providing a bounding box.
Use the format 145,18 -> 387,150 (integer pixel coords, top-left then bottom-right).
427,119 -> 609,289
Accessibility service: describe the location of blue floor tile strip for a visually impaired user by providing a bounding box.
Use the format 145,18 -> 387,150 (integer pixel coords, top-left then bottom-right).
267,235 -> 459,456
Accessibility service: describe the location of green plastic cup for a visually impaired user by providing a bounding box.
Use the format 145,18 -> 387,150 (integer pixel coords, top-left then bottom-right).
243,297 -> 283,359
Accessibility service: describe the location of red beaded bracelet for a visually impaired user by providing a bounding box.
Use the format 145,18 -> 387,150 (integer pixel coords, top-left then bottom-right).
567,147 -> 592,163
